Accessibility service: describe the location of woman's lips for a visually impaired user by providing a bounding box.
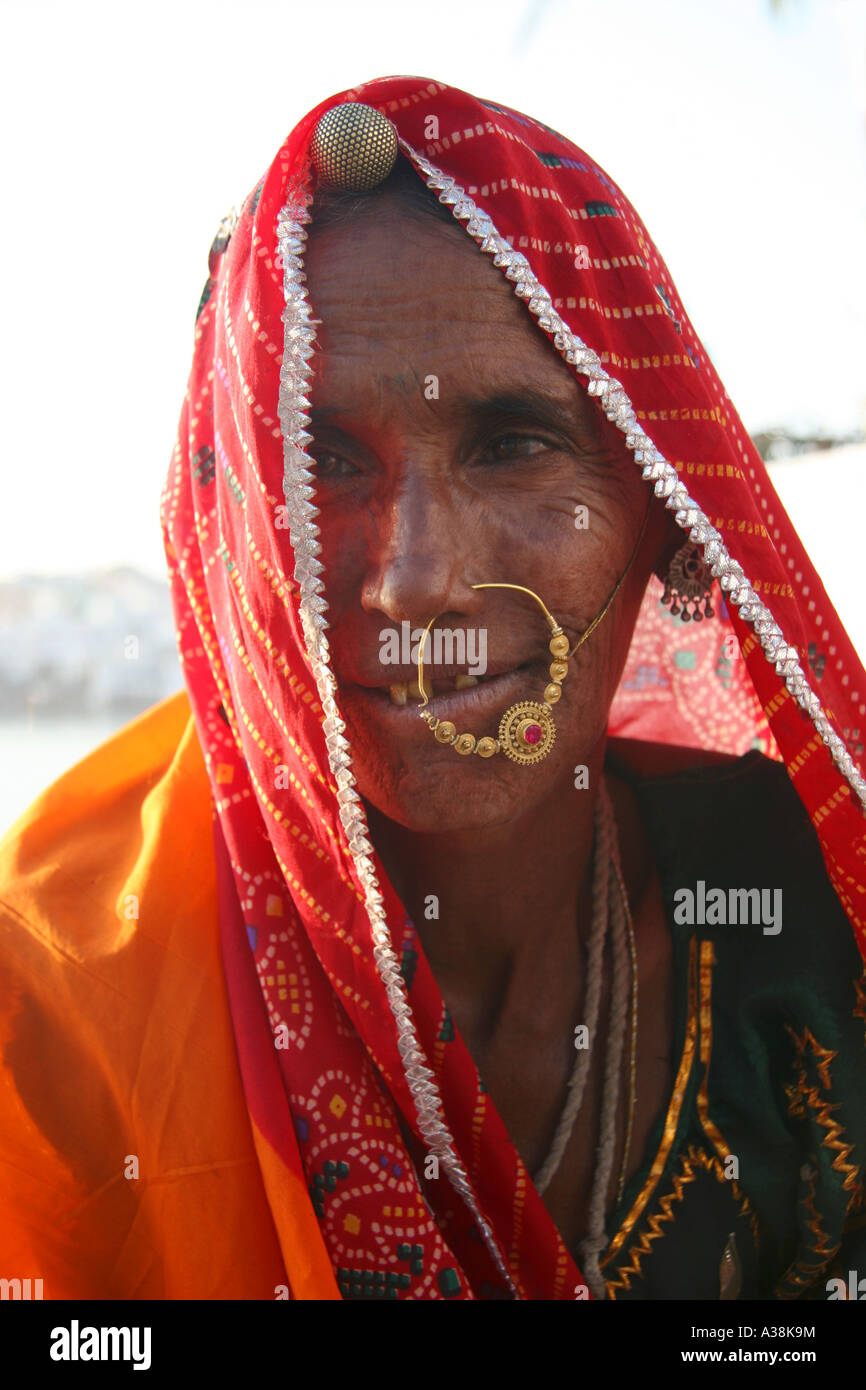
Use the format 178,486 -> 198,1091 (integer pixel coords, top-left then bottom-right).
347,663 -> 537,731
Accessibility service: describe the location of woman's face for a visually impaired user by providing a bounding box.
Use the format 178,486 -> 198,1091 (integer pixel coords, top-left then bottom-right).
302,199 -> 670,833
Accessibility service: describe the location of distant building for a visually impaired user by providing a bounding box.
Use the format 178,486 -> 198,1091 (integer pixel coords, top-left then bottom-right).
0,567 -> 181,719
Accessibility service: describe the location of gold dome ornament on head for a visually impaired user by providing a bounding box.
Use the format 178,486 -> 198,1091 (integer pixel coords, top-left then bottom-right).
309,102 -> 399,192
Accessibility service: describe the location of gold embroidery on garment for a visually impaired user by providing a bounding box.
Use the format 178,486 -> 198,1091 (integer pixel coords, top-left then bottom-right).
604,1144 -> 758,1299
229,616 -> 329,790
696,939 -> 760,1253
552,1246 -> 569,1301
775,1025 -> 863,1297
510,1164 -> 528,1274
774,1161 -> 840,1299
604,1145 -> 700,1298
846,1184 -> 866,1224
601,938 -> 699,1268
245,522 -> 299,611
221,540 -> 298,682
696,941 -> 730,1159
783,1026 -> 858,1192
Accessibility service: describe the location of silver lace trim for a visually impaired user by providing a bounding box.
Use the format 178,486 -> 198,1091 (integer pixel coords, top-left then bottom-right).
396,137 -> 866,815
276,181 -> 519,1297
275,131 -> 865,1303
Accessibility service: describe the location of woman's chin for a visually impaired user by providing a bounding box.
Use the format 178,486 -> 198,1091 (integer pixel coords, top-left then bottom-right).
360,768 -> 517,834
338,689 -> 584,832
351,742 -> 567,836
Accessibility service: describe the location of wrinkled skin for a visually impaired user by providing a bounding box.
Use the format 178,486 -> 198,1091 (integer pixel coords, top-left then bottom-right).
303,200 -> 679,1255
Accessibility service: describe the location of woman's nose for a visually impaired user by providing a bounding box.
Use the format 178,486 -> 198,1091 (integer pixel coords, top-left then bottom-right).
360,474 -> 479,627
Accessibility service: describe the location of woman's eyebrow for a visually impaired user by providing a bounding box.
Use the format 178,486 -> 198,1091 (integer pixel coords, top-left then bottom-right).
307,404 -> 348,428
453,389 -> 583,430
309,387 -> 605,449
451,388 -> 602,444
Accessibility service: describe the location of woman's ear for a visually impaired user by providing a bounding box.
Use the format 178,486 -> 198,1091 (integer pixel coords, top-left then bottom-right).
652,510 -> 686,584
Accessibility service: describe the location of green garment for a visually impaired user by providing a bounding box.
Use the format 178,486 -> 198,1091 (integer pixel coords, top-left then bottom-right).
600,750 -> 866,1300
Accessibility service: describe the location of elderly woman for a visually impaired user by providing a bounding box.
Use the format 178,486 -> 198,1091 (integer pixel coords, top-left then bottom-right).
1,76 -> 864,1303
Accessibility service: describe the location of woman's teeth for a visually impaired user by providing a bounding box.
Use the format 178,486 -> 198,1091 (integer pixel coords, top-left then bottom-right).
388,673 -> 482,706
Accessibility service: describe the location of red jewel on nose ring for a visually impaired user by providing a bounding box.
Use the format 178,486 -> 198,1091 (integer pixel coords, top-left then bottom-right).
509,712 -> 554,760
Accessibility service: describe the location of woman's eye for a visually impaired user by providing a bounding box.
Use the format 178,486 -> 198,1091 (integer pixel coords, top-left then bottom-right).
310,451 -> 357,478
482,433 -> 551,462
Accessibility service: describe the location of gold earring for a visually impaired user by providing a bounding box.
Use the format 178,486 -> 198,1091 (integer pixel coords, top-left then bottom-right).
660,541 -> 715,622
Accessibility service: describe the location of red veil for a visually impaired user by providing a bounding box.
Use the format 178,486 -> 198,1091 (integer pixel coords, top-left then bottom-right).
161,75 -> 866,1299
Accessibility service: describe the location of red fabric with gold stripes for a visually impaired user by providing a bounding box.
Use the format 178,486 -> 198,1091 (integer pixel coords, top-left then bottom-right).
161,75 -> 866,1300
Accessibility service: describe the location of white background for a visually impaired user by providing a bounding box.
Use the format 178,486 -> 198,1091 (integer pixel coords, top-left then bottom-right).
1,0 -> 863,579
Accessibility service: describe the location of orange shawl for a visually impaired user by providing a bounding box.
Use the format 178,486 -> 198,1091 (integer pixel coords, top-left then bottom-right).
0,691 -> 338,1297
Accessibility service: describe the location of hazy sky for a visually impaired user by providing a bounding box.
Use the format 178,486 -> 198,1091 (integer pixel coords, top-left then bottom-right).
1,0 -> 864,579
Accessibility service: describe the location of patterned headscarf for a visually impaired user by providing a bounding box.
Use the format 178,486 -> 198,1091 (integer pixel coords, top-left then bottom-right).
161,75 -> 866,1299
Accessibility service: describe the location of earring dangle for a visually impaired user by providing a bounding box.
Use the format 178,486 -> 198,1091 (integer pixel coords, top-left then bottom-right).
661,541 -> 715,622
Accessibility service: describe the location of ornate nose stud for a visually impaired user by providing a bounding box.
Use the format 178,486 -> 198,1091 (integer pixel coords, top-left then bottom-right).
412,502 -> 651,767
416,583 -> 580,768
309,101 -> 399,192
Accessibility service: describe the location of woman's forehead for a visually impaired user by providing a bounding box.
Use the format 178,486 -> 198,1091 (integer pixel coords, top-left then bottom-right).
303,204 -> 599,429
305,201 -> 528,329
